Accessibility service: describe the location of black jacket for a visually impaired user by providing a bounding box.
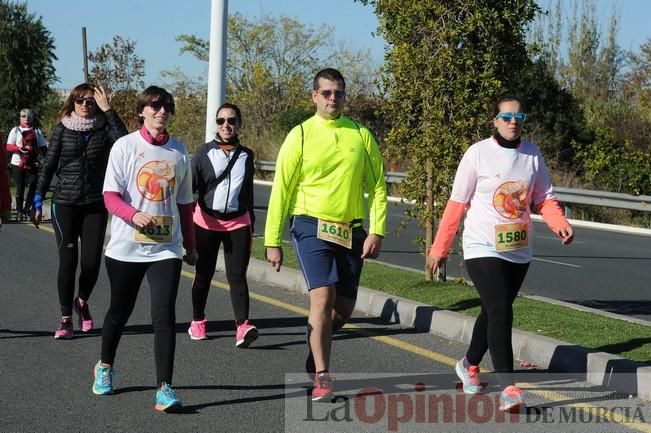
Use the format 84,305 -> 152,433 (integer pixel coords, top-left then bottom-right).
36,110 -> 127,205
193,141 -> 255,226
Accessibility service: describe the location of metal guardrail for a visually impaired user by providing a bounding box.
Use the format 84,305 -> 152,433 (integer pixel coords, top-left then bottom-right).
255,160 -> 651,213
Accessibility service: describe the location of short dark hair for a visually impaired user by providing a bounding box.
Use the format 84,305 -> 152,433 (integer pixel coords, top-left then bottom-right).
216,102 -> 242,125
313,68 -> 346,90
137,86 -> 175,121
493,94 -> 527,117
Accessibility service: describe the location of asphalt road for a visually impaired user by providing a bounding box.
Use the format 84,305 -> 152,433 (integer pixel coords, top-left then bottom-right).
252,182 -> 651,322
1,222 -> 649,433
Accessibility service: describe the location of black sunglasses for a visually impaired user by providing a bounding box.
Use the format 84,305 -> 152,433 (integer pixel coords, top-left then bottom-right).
75,97 -> 96,106
216,117 -> 238,126
318,89 -> 345,99
148,100 -> 173,112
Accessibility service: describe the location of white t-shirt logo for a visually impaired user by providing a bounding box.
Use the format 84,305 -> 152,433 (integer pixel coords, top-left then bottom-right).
136,160 -> 176,202
493,181 -> 528,219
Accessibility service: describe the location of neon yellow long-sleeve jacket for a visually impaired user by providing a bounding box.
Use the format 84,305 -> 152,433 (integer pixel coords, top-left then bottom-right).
264,114 -> 388,247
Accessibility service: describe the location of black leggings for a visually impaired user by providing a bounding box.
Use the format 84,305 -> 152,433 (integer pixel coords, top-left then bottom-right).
12,165 -> 37,214
464,257 -> 529,387
102,257 -> 182,386
192,224 -> 252,322
51,202 -> 108,316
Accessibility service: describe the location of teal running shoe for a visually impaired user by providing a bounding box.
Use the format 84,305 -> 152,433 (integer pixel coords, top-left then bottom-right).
92,361 -> 115,395
455,357 -> 481,394
155,382 -> 183,413
499,385 -> 525,412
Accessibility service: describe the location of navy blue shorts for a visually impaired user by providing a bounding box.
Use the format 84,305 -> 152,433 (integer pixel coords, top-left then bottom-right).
290,215 -> 367,300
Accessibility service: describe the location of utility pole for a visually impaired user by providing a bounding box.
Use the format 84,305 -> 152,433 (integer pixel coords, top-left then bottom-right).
82,27 -> 89,83
205,0 -> 228,142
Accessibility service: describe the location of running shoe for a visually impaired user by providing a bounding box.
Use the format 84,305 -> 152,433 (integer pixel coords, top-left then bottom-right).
499,385 -> 525,412
155,382 -> 183,413
455,357 -> 481,394
92,361 -> 115,395
188,319 -> 208,340
311,372 -> 334,402
73,297 -> 94,332
305,326 -> 316,380
54,320 -> 73,339
235,320 -> 258,348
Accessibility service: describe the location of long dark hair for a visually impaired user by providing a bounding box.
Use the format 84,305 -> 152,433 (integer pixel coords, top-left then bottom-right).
58,83 -> 98,121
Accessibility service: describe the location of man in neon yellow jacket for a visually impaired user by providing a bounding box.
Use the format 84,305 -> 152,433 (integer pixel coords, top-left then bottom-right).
265,68 -> 387,401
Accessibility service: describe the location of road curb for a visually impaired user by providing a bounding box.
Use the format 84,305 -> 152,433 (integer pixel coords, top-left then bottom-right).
221,256 -> 651,400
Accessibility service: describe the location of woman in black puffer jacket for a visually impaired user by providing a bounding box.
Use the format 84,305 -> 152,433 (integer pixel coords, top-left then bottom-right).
34,83 -> 128,339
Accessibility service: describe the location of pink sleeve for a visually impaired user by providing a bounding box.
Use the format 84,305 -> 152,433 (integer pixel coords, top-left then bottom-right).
7,143 -> 19,152
103,191 -> 139,223
537,198 -> 571,235
177,202 -> 196,250
428,200 -> 466,258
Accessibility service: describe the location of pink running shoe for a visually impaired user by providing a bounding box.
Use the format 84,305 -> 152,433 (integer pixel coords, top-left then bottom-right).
54,321 -> 73,339
73,297 -> 94,332
188,319 -> 208,340
235,320 -> 258,348
312,372 -> 334,402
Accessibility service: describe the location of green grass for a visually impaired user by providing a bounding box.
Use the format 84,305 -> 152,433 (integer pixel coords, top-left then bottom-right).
252,237 -> 651,363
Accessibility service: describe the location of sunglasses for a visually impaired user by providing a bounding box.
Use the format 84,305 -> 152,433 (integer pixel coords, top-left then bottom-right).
148,100 -> 173,112
216,117 -> 238,126
496,112 -> 528,124
318,89 -> 345,99
75,97 -> 96,106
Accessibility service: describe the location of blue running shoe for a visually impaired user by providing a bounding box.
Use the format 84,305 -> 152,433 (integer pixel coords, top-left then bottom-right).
92,361 -> 115,395
155,382 -> 183,413
455,357 -> 481,394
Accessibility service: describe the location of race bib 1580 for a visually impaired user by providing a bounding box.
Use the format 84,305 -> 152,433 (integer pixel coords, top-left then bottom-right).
494,222 -> 528,251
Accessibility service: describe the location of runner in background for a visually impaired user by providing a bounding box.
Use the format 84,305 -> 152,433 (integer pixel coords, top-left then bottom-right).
91,86 -> 197,413
264,68 -> 388,402
6,108 -> 47,221
427,95 -> 574,412
188,102 -> 258,346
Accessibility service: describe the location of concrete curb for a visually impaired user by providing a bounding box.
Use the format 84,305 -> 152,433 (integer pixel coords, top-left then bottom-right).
219,256 -> 651,400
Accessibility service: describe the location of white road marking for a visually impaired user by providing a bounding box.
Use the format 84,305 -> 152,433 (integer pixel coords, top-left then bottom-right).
532,257 -> 582,268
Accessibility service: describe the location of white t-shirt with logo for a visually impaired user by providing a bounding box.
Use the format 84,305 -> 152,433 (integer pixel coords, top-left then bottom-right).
450,137 -> 555,263
103,131 -> 193,262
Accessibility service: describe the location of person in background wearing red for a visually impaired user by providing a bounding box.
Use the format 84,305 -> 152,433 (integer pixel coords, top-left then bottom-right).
6,109 -> 47,221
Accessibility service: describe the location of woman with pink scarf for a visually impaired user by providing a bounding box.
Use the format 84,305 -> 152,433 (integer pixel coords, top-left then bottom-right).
34,83 -> 127,339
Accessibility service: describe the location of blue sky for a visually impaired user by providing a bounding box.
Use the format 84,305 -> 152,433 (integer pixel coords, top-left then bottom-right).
23,0 -> 651,90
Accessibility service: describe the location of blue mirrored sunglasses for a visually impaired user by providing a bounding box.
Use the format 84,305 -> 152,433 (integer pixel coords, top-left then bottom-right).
496,112 -> 528,124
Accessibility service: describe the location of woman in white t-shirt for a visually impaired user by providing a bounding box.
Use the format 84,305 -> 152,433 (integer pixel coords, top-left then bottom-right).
5,108 -> 47,220
91,86 -> 197,413
427,95 -> 574,412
